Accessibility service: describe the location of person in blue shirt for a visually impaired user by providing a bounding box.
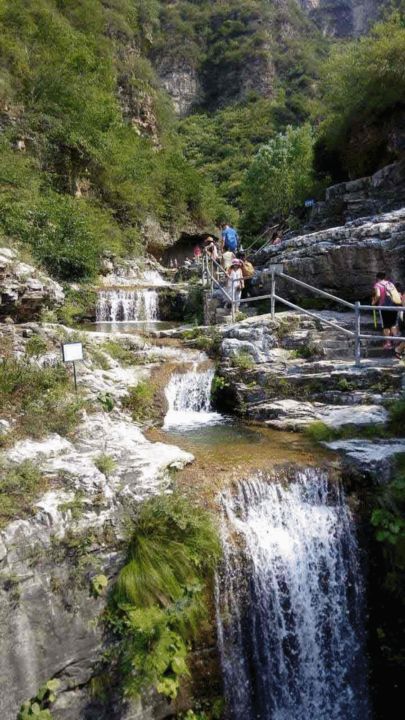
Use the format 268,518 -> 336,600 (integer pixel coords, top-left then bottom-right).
221,223 -> 240,253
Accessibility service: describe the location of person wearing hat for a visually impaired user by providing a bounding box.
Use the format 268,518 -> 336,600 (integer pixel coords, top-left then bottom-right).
227,258 -> 244,312
204,236 -> 219,262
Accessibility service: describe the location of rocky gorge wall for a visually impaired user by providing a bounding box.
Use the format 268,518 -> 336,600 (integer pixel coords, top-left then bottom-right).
298,0 -> 390,36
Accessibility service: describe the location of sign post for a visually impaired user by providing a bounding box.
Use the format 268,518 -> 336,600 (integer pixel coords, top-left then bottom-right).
61,342 -> 84,393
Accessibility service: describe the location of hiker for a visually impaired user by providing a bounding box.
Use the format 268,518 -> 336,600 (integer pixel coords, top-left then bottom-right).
193,244 -> 202,261
394,285 -> 405,360
204,236 -> 219,262
222,247 -> 235,272
239,252 -> 255,299
221,223 -> 239,253
271,232 -> 282,246
227,258 -> 244,312
372,272 -> 401,349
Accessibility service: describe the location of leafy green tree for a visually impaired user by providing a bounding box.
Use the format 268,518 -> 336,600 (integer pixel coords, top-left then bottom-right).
241,124 -> 315,234
315,9 -> 405,178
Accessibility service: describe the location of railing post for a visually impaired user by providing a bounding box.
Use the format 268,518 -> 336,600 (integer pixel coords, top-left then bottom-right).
354,301 -> 361,367
271,270 -> 276,320
231,279 -> 235,323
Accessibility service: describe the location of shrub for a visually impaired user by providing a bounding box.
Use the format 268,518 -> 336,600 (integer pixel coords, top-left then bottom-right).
25,335 -> 48,358
241,124 -> 316,234
316,11 -> 405,178
106,493 -> 221,699
0,460 -> 47,528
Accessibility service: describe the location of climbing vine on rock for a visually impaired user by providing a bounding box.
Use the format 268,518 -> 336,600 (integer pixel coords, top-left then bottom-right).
18,679 -> 60,720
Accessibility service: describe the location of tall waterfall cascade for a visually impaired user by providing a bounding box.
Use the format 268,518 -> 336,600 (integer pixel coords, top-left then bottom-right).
96,289 -> 159,323
164,363 -> 222,429
216,469 -> 370,720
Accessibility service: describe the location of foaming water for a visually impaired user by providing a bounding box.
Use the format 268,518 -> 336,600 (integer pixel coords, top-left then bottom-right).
163,364 -> 222,429
96,289 -> 159,323
216,469 -> 370,720
142,270 -> 168,286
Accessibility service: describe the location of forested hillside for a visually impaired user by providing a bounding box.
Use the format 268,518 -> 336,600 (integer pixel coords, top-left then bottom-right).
0,0 -> 404,277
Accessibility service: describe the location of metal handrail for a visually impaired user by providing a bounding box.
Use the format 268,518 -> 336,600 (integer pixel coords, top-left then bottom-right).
278,271 -> 355,309
273,295 -> 355,337
202,258 -> 405,366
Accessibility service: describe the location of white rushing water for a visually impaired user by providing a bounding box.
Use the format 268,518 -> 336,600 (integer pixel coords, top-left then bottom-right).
142,269 -> 168,286
96,289 -> 159,323
163,364 -> 222,429
216,469 -> 370,720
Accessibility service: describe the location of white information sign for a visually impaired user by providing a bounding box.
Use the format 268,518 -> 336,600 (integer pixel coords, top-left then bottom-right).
62,342 -> 84,363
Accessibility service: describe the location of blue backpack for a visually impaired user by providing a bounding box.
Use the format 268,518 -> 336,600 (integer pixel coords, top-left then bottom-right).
223,227 -> 239,252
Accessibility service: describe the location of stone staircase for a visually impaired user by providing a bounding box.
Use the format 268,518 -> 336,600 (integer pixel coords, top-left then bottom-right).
218,312 -> 404,432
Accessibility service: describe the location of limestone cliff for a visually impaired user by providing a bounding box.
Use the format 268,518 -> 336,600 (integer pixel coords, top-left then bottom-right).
298,0 -> 389,36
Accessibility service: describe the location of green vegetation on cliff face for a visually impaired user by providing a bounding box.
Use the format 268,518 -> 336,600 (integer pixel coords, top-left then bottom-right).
104,494 -> 220,700
0,1 -> 404,272
315,8 -> 405,180
0,0 -> 226,279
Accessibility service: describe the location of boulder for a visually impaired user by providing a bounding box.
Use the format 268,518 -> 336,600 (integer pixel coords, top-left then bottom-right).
325,439 -> 405,483
254,398 -> 388,431
0,248 -> 64,321
220,316 -> 278,362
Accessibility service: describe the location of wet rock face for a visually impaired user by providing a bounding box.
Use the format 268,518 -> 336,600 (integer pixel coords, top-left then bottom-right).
0,248 -> 64,321
298,0 -> 389,36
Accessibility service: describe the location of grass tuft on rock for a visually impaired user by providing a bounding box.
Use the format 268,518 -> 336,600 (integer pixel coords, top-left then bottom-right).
0,460 -> 47,528
0,359 -> 84,442
104,493 -> 221,701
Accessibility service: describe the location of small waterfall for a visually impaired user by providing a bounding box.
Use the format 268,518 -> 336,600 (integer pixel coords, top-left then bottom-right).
142,269 -> 168,286
217,469 -> 370,720
163,364 -> 222,429
96,289 -> 159,323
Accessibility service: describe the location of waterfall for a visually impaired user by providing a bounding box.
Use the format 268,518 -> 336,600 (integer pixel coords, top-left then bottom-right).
217,469 -> 370,720
142,269 -> 168,286
163,364 -> 222,429
96,289 -> 159,323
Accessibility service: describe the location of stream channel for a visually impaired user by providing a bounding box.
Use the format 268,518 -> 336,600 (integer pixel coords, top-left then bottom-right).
91,294 -> 371,719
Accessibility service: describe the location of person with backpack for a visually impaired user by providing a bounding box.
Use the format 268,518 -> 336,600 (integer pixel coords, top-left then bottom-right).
238,252 -> 255,299
394,285 -> 405,360
221,223 -> 239,253
372,272 -> 401,349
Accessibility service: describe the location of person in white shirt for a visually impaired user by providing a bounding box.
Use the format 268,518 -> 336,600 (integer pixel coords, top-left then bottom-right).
227,259 -> 244,311
222,249 -> 235,271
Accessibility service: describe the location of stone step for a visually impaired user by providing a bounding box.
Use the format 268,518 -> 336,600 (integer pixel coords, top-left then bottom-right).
248,398 -> 388,431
